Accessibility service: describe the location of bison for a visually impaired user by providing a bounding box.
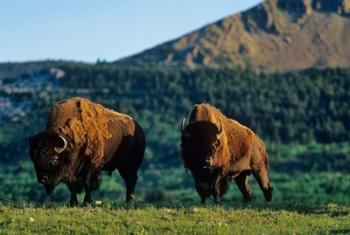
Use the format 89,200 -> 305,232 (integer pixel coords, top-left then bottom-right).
180,103 -> 273,204
29,97 -> 145,206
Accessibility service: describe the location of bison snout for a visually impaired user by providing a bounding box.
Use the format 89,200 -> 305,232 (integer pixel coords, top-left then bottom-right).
40,175 -> 49,183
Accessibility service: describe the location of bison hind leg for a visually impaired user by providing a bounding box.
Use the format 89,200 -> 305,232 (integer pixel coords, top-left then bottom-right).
234,170 -> 253,203
252,166 -> 273,202
262,183 -> 273,202
118,167 -> 138,202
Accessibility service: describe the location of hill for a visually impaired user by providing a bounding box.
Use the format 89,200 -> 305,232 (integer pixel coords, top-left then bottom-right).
118,0 -> 350,73
0,60 -> 86,80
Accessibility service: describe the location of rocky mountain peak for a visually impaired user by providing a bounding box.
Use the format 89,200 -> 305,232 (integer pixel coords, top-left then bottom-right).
117,0 -> 350,73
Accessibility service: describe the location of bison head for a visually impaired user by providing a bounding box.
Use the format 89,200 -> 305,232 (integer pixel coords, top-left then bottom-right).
180,119 -> 223,172
29,132 -> 69,195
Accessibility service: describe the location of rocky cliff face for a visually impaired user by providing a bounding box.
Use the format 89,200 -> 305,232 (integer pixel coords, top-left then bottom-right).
118,0 -> 350,73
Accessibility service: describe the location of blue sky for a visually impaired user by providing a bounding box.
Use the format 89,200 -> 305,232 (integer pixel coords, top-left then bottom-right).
0,0 -> 263,63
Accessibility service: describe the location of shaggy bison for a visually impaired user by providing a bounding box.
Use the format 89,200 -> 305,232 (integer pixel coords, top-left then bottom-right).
29,97 -> 145,206
180,103 -> 273,204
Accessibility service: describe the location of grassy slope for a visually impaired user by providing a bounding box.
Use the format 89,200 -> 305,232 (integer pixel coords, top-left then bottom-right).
0,203 -> 349,234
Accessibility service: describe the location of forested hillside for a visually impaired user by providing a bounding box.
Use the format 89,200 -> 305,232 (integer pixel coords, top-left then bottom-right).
2,65 -> 350,164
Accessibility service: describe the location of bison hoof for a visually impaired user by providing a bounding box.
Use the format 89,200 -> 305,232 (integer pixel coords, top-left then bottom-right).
243,197 -> 252,203
124,200 -> 135,210
82,201 -> 94,207
265,193 -> 272,202
264,187 -> 273,202
214,199 -> 222,205
68,200 -> 78,207
126,194 -> 135,202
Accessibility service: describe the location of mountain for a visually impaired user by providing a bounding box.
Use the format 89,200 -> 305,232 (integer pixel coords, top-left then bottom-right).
0,60 -> 86,80
117,0 -> 350,73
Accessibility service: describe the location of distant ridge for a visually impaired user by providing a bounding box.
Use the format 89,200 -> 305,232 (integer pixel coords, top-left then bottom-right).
0,60 -> 87,80
117,0 -> 350,73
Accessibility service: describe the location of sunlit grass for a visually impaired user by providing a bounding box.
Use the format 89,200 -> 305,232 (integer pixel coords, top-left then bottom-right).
0,202 -> 349,234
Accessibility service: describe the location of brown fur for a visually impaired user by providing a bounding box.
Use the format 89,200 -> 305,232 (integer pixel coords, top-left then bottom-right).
47,97 -> 134,168
182,103 -> 273,203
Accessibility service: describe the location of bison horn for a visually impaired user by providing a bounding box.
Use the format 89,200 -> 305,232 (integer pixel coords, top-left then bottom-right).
217,120 -> 223,135
180,118 -> 191,138
54,135 -> 68,154
180,118 -> 186,132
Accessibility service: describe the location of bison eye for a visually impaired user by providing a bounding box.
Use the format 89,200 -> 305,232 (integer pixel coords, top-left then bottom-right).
213,140 -> 220,149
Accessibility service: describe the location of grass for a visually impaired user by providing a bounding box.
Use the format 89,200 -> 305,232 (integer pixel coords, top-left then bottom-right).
0,202 -> 349,234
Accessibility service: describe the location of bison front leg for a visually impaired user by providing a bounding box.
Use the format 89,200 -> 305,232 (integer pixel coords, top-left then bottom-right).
82,187 -> 93,207
67,183 -> 78,207
219,177 -> 229,197
194,181 -> 211,204
234,171 -> 253,202
82,170 -> 101,206
252,165 -> 273,202
212,176 -> 223,205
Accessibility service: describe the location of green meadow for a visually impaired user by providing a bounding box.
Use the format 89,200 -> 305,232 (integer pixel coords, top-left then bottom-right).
1,203 -> 349,234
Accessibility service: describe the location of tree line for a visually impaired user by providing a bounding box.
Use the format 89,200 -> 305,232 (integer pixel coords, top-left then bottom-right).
1,64 -> 349,167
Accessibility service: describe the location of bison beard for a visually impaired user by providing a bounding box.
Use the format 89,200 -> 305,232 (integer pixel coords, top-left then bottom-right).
180,103 -> 273,204
29,97 -> 145,206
